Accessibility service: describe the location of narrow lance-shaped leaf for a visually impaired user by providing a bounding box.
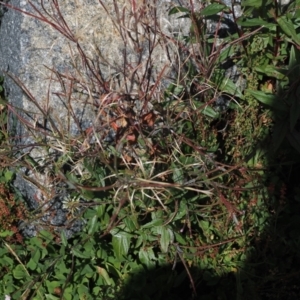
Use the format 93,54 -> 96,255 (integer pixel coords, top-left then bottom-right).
247,90 -> 288,112
168,6 -> 190,16
157,226 -> 171,253
88,215 -> 98,235
96,266 -> 113,285
242,0 -> 262,7
200,3 -> 227,16
277,16 -> 300,46
219,77 -> 244,100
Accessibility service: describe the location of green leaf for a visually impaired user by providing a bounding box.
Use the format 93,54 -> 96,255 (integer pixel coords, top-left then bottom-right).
0,230 -> 14,238
199,220 -> 210,231
216,45 -> 236,64
72,247 -> 90,259
247,90 -> 288,112
60,231 -> 68,247
172,166 -> 184,184
111,231 -> 131,260
45,281 -> 62,295
33,248 -> 41,263
27,258 -> 38,271
242,0 -> 262,7
124,215 -> 139,231
141,218 -> 164,228
138,247 -> 156,267
13,264 -> 28,279
277,15 -> 300,46
80,264 -> 94,278
237,18 -> 270,26
77,284 -> 89,298
200,3 -> 227,16
4,170 -> 13,182
199,104 -> 219,118
38,230 -> 54,242
174,232 -> 187,245
168,6 -> 190,16
88,215 -> 98,235
45,295 -> 60,300
218,77 -> 244,99
288,45 -> 300,82
255,65 -> 287,80
96,266 -> 113,285
157,226 -> 171,253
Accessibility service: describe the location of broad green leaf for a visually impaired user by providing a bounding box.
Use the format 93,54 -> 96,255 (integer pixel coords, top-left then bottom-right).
165,83 -> 185,98
124,215 -> 139,231
55,261 -> 69,278
174,232 -> 187,245
60,231 -> 68,247
93,286 -> 101,296
112,233 -> 131,260
200,3 -> 227,16
288,45 -> 300,82
141,218 -> 164,228
82,240 -> 95,258
72,247 -> 90,259
88,215 -> 98,235
277,15 -> 300,45
45,281 -> 62,295
96,266 -> 113,285
2,256 -> 14,266
255,65 -> 287,80
80,264 -> 94,278
218,77 -> 244,99
157,226 -> 171,253
97,247 -> 107,259
138,247 -> 156,267
13,264 -> 28,279
0,230 -> 13,238
33,248 -> 41,264
27,258 -> 37,271
138,248 -> 150,266
200,104 -> 219,118
168,6 -> 190,16
242,0 -> 262,7
216,45 -> 236,64
237,18 -> 269,26
45,295 -> 60,300
135,235 -> 144,248
77,284 -> 89,298
172,166 -> 184,184
4,170 -> 13,182
247,90 -> 288,112
38,230 -> 54,241
199,220 -> 210,231
63,286 -> 74,300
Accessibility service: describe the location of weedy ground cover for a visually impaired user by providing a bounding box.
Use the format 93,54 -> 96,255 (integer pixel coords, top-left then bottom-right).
0,0 -> 300,299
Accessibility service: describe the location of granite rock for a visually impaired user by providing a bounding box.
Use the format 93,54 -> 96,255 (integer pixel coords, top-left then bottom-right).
0,0 -> 195,237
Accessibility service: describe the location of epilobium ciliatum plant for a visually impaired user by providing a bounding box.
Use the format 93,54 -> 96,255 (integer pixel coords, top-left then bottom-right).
0,0 -> 300,299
